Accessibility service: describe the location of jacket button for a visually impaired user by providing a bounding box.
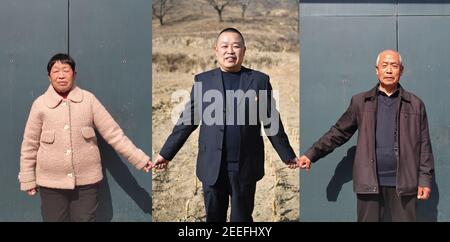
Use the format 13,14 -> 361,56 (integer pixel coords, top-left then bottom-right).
64,124 -> 70,130
67,173 -> 73,178
373,187 -> 377,192
65,149 -> 72,155
61,102 -> 67,106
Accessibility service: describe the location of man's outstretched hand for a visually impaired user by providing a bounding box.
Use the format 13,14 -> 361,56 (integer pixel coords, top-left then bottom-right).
152,154 -> 170,170
287,157 -> 300,169
298,155 -> 311,171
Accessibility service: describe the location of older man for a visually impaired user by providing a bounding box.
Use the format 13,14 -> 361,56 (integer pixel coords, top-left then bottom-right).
152,28 -> 299,222
298,50 -> 434,222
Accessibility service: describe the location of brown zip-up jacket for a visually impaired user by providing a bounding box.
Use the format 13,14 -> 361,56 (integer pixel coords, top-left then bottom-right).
304,84 -> 434,195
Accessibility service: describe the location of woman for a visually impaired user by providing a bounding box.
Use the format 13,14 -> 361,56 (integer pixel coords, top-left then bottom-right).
18,53 -> 152,222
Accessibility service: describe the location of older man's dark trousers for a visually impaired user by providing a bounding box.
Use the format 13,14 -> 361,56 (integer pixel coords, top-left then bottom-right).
39,183 -> 99,222
202,162 -> 256,222
357,186 -> 416,222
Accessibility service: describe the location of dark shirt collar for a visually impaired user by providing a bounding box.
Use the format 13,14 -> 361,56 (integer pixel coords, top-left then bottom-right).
377,86 -> 400,98
363,83 -> 411,103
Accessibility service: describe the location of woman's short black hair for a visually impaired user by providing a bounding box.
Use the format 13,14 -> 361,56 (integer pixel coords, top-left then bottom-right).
47,53 -> 76,75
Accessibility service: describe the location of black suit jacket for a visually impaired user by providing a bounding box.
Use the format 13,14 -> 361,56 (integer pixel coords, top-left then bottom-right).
160,67 -> 296,185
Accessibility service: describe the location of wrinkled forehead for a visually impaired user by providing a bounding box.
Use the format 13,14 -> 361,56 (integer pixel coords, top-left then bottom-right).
381,53 -> 400,61
377,51 -> 402,64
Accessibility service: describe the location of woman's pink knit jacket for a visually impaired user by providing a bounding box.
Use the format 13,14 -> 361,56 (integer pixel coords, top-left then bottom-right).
19,85 -> 150,191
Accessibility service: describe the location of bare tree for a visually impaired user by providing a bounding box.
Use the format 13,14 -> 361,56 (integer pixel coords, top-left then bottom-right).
238,0 -> 252,19
206,0 -> 235,22
153,0 -> 172,26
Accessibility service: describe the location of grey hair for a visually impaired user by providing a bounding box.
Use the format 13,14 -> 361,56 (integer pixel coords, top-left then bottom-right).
376,51 -> 403,66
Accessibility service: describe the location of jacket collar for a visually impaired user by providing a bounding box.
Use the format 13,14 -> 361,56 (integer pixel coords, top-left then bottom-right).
44,85 -> 84,109
237,66 -> 253,93
237,66 -> 254,105
363,83 -> 410,102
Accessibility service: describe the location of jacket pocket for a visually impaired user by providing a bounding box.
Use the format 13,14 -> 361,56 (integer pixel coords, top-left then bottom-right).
40,130 -> 55,144
81,126 -> 96,140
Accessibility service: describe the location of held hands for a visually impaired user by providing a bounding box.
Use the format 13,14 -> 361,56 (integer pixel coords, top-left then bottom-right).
287,157 -> 300,169
297,155 -> 311,171
143,159 -> 153,173
285,156 -> 312,170
151,154 -> 170,170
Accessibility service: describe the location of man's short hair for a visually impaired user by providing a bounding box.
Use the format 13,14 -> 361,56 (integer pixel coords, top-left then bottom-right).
47,53 -> 76,75
217,27 -> 245,46
376,50 -> 403,66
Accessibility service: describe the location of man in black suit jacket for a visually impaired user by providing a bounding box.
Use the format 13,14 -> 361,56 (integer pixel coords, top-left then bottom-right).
152,28 -> 299,222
